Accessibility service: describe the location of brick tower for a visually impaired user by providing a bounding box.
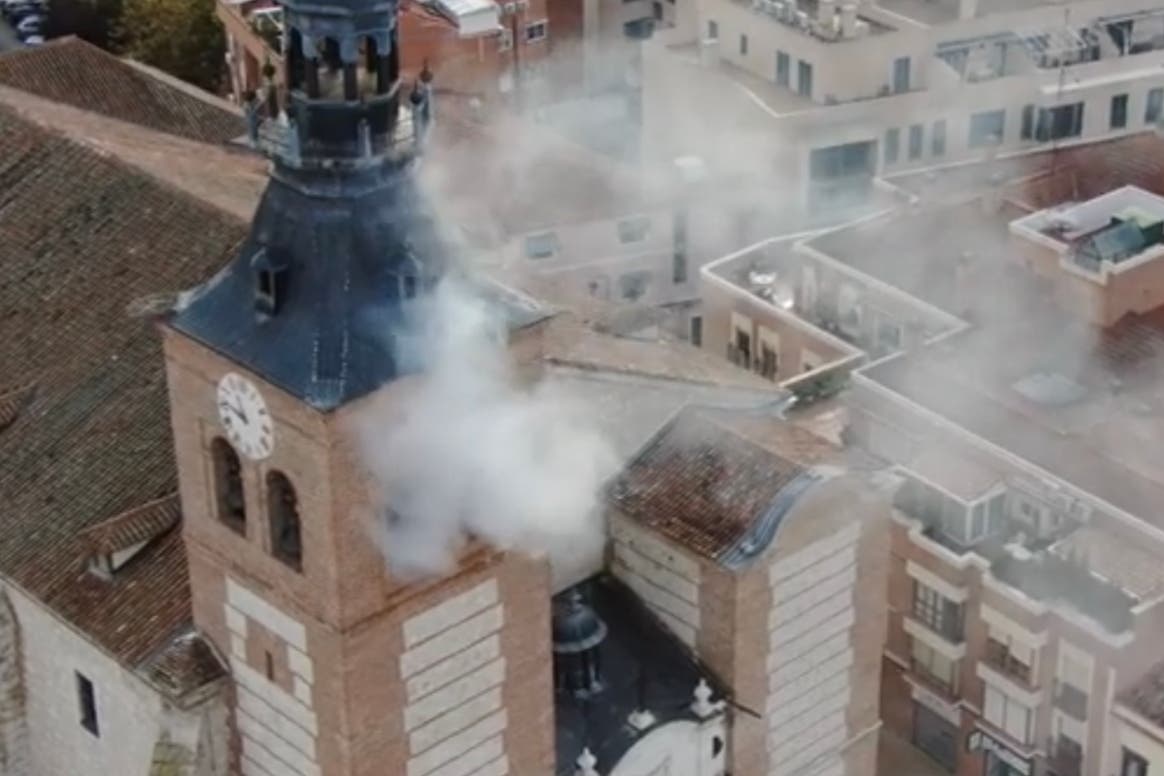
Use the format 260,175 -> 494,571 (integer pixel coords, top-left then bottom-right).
158,2 -> 555,775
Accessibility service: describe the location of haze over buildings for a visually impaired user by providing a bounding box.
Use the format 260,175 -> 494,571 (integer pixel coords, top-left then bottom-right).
4,2 -> 1164,776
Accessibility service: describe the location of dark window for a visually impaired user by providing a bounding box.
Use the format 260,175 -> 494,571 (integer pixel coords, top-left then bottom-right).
797,60 -> 813,97
1021,104 -> 1035,140
252,249 -> 287,317
211,438 -> 246,535
969,109 -> 1005,148
672,210 -> 688,283
908,124 -> 923,160
1122,748 -> 1149,776
525,21 -> 547,41
264,650 -> 275,680
1036,103 -> 1084,141
759,344 -> 778,379
268,471 -> 302,572
893,56 -> 911,93
77,672 -> 98,737
776,51 -> 790,86
739,34 -> 747,55
690,315 -> 703,346
524,231 -> 557,259
1147,88 -> 1164,124
884,128 -> 900,164
732,329 -> 751,367
1052,734 -> 1083,776
619,271 -> 651,301
712,736 -> 724,758
1111,93 -> 1129,129
652,2 -> 662,20
931,120 -> 947,156
912,580 -> 964,642
707,20 -> 717,39
618,216 -> 650,244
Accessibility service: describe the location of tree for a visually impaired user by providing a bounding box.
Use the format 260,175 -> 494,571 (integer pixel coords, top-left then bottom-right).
47,0 -> 125,48
116,0 -> 225,93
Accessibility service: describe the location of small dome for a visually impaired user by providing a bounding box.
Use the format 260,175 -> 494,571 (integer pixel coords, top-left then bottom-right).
552,590 -> 607,655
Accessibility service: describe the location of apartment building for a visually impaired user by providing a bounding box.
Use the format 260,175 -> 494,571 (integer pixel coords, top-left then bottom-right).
1110,662 -> 1164,776
643,0 -> 1164,212
693,131 -> 1164,776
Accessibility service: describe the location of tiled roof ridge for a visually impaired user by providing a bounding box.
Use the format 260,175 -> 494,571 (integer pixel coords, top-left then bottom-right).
78,493 -> 181,556
0,89 -> 256,225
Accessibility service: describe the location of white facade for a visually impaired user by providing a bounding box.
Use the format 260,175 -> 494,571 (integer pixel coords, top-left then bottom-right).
643,0 -> 1164,206
1108,704 -> 1164,776
3,582 -> 227,776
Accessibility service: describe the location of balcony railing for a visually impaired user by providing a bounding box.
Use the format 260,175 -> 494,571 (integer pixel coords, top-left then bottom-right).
1054,682 -> 1088,721
983,639 -> 1034,686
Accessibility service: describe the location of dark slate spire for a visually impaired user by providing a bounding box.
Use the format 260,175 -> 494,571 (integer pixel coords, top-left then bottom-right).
171,0 -> 447,410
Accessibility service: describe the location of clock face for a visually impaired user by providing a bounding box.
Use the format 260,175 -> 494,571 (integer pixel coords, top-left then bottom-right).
216,372 -> 274,461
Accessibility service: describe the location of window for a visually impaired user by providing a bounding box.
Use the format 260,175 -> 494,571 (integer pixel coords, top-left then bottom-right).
1037,103 -> 1084,141
1054,733 -> 1083,776
984,685 -> 1033,745
617,216 -> 651,244
739,34 -> 747,55
932,120 -> 947,156
690,316 -> 703,346
1111,93 -> 1129,129
1147,88 -> 1164,124
1056,649 -> 1091,719
776,50 -> 790,86
1021,104 -> 1035,140
969,109 -> 1005,148
77,672 -> 98,737
759,344 -> 777,379
893,56 -> 911,93
884,128 -> 900,165
730,329 -> 752,368
987,493 -> 1005,531
268,471 -> 302,571
984,633 -> 1033,684
264,650 -> 275,681
797,60 -> 813,98
908,124 -> 923,160
525,21 -> 547,42
912,580 -> 964,642
837,284 -> 862,333
878,320 -> 902,350
524,231 -> 557,259
619,271 -> 651,301
707,19 -> 717,39
911,638 -> 957,693
211,438 -> 246,535
1122,749 -> 1149,776
672,209 -> 688,283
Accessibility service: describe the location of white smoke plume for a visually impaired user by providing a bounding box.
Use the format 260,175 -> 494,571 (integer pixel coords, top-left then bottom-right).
354,278 -> 620,580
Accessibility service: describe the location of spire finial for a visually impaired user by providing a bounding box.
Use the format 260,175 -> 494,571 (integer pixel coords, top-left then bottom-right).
575,748 -> 598,776
691,678 -> 723,718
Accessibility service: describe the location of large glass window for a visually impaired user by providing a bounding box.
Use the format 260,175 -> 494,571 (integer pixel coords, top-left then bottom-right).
1037,103 -> 1084,141
969,110 -> 1006,148
797,60 -> 813,97
885,128 -> 900,165
912,581 -> 964,642
984,685 -> 1033,745
1111,93 -> 1129,129
776,50 -> 790,86
912,638 -> 958,692
1147,88 -> 1164,124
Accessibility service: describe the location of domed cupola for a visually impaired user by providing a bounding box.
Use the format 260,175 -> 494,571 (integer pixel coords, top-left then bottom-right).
553,590 -> 607,699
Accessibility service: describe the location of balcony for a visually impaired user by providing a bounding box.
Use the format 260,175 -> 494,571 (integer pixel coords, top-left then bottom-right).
1047,735 -> 1083,776
909,657 -> 959,699
1054,682 -> 1088,721
983,638 -> 1034,687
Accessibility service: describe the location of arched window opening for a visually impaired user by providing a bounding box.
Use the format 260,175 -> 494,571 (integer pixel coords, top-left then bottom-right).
212,438 -> 246,535
268,471 -> 302,571
363,36 -> 378,75
287,28 -> 304,91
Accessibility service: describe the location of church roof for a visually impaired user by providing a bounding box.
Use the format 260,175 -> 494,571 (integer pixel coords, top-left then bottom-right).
608,407 -> 841,568
0,97 -> 244,696
0,36 -> 245,144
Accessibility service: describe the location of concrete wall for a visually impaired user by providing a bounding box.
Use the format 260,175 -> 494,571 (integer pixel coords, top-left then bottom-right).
5,582 -> 223,776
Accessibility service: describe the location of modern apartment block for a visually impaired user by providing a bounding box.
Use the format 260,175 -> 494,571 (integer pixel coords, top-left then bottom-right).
694,132 -> 1164,776
643,0 -> 1164,211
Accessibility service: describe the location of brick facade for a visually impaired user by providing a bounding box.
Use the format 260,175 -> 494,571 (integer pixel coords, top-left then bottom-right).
163,328 -> 555,776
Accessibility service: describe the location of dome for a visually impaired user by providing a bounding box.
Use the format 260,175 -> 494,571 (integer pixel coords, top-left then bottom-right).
553,591 -> 607,654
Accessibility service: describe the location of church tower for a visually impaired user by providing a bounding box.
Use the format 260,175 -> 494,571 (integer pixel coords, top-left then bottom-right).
158,2 -> 555,775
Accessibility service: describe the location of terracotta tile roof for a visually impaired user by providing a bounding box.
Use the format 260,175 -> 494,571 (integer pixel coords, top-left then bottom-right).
79,494 -> 182,557
0,85 -> 268,221
141,630 -> 226,704
1120,659 -> 1164,730
0,101 -> 247,688
0,37 -> 245,144
609,408 -> 825,563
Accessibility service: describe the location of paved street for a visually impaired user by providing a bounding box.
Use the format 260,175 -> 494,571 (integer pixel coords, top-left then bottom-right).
879,729 -> 951,776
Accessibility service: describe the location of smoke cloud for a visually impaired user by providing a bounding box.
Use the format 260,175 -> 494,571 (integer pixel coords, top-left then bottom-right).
354,278 -> 620,580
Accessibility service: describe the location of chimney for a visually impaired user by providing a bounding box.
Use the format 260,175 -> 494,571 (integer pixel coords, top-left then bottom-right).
839,3 -> 858,37
958,0 -> 978,19
817,0 -> 835,26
